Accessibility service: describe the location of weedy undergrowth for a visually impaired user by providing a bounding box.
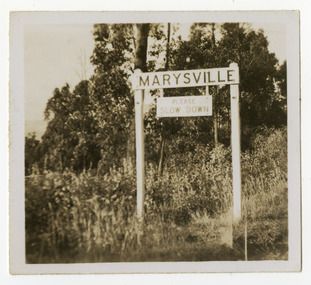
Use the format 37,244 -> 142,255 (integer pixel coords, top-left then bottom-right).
25,127 -> 288,262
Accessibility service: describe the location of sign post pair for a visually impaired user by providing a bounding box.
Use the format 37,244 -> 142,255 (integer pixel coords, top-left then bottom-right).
131,63 -> 241,221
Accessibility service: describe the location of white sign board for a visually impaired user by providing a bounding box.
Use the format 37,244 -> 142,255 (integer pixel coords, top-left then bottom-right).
131,67 -> 239,90
157,95 -> 212,117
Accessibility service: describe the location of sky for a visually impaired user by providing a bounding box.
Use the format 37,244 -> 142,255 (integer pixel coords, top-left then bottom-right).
24,22 -> 286,128
24,24 -> 95,123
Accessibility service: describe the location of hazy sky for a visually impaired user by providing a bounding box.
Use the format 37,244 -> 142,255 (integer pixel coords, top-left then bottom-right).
24,24 -> 95,122
24,22 -> 286,123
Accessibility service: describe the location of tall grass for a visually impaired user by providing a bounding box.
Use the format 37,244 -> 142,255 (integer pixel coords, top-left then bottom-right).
25,127 -> 288,263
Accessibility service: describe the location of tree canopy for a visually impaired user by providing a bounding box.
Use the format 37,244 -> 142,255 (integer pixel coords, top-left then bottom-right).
26,22 -> 287,174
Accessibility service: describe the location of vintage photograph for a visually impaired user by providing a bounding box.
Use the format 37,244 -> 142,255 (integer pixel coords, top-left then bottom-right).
9,11 -> 300,273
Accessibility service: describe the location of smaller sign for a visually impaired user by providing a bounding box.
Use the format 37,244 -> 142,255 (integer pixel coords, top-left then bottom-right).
157,95 -> 212,118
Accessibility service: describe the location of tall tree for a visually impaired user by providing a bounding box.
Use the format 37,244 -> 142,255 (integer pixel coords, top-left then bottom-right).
168,23 -> 229,148
126,24 -> 150,162
134,24 -> 150,71
166,23 -> 284,150
43,84 -> 73,171
89,24 -> 136,171
158,23 -> 171,175
42,81 -> 99,172
67,80 -> 100,170
219,23 -> 281,129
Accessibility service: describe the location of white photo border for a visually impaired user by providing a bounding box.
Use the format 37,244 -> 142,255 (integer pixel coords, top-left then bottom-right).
9,10 -> 300,274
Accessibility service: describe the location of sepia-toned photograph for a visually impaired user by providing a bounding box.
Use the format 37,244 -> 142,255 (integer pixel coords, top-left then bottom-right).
9,11 -> 300,274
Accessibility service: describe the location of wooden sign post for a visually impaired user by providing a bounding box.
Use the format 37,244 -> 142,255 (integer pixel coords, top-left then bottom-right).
230,63 -> 242,220
134,69 -> 145,219
131,63 -> 241,221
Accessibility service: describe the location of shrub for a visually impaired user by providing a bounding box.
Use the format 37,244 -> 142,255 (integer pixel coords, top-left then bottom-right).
145,143 -> 233,226
26,159 -> 138,263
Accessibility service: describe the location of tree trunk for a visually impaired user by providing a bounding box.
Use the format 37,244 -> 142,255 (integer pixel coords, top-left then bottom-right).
214,111 -> 218,147
127,24 -> 150,161
126,117 -> 135,161
158,134 -> 166,176
134,24 -> 150,72
210,24 -> 219,147
165,23 -> 171,70
158,23 -> 171,175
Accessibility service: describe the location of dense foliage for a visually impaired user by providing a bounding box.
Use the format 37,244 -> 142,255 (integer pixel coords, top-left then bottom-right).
25,133 -> 44,176
42,81 -> 100,172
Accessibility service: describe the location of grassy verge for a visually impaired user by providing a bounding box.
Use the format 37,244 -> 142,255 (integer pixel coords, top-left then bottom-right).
25,127 -> 288,263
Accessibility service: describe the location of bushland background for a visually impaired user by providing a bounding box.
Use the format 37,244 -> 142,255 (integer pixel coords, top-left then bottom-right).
25,23 -> 288,263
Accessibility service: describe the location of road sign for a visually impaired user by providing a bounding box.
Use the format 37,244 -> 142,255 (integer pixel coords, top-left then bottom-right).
157,95 -> 212,117
133,63 -> 241,223
131,67 -> 239,90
